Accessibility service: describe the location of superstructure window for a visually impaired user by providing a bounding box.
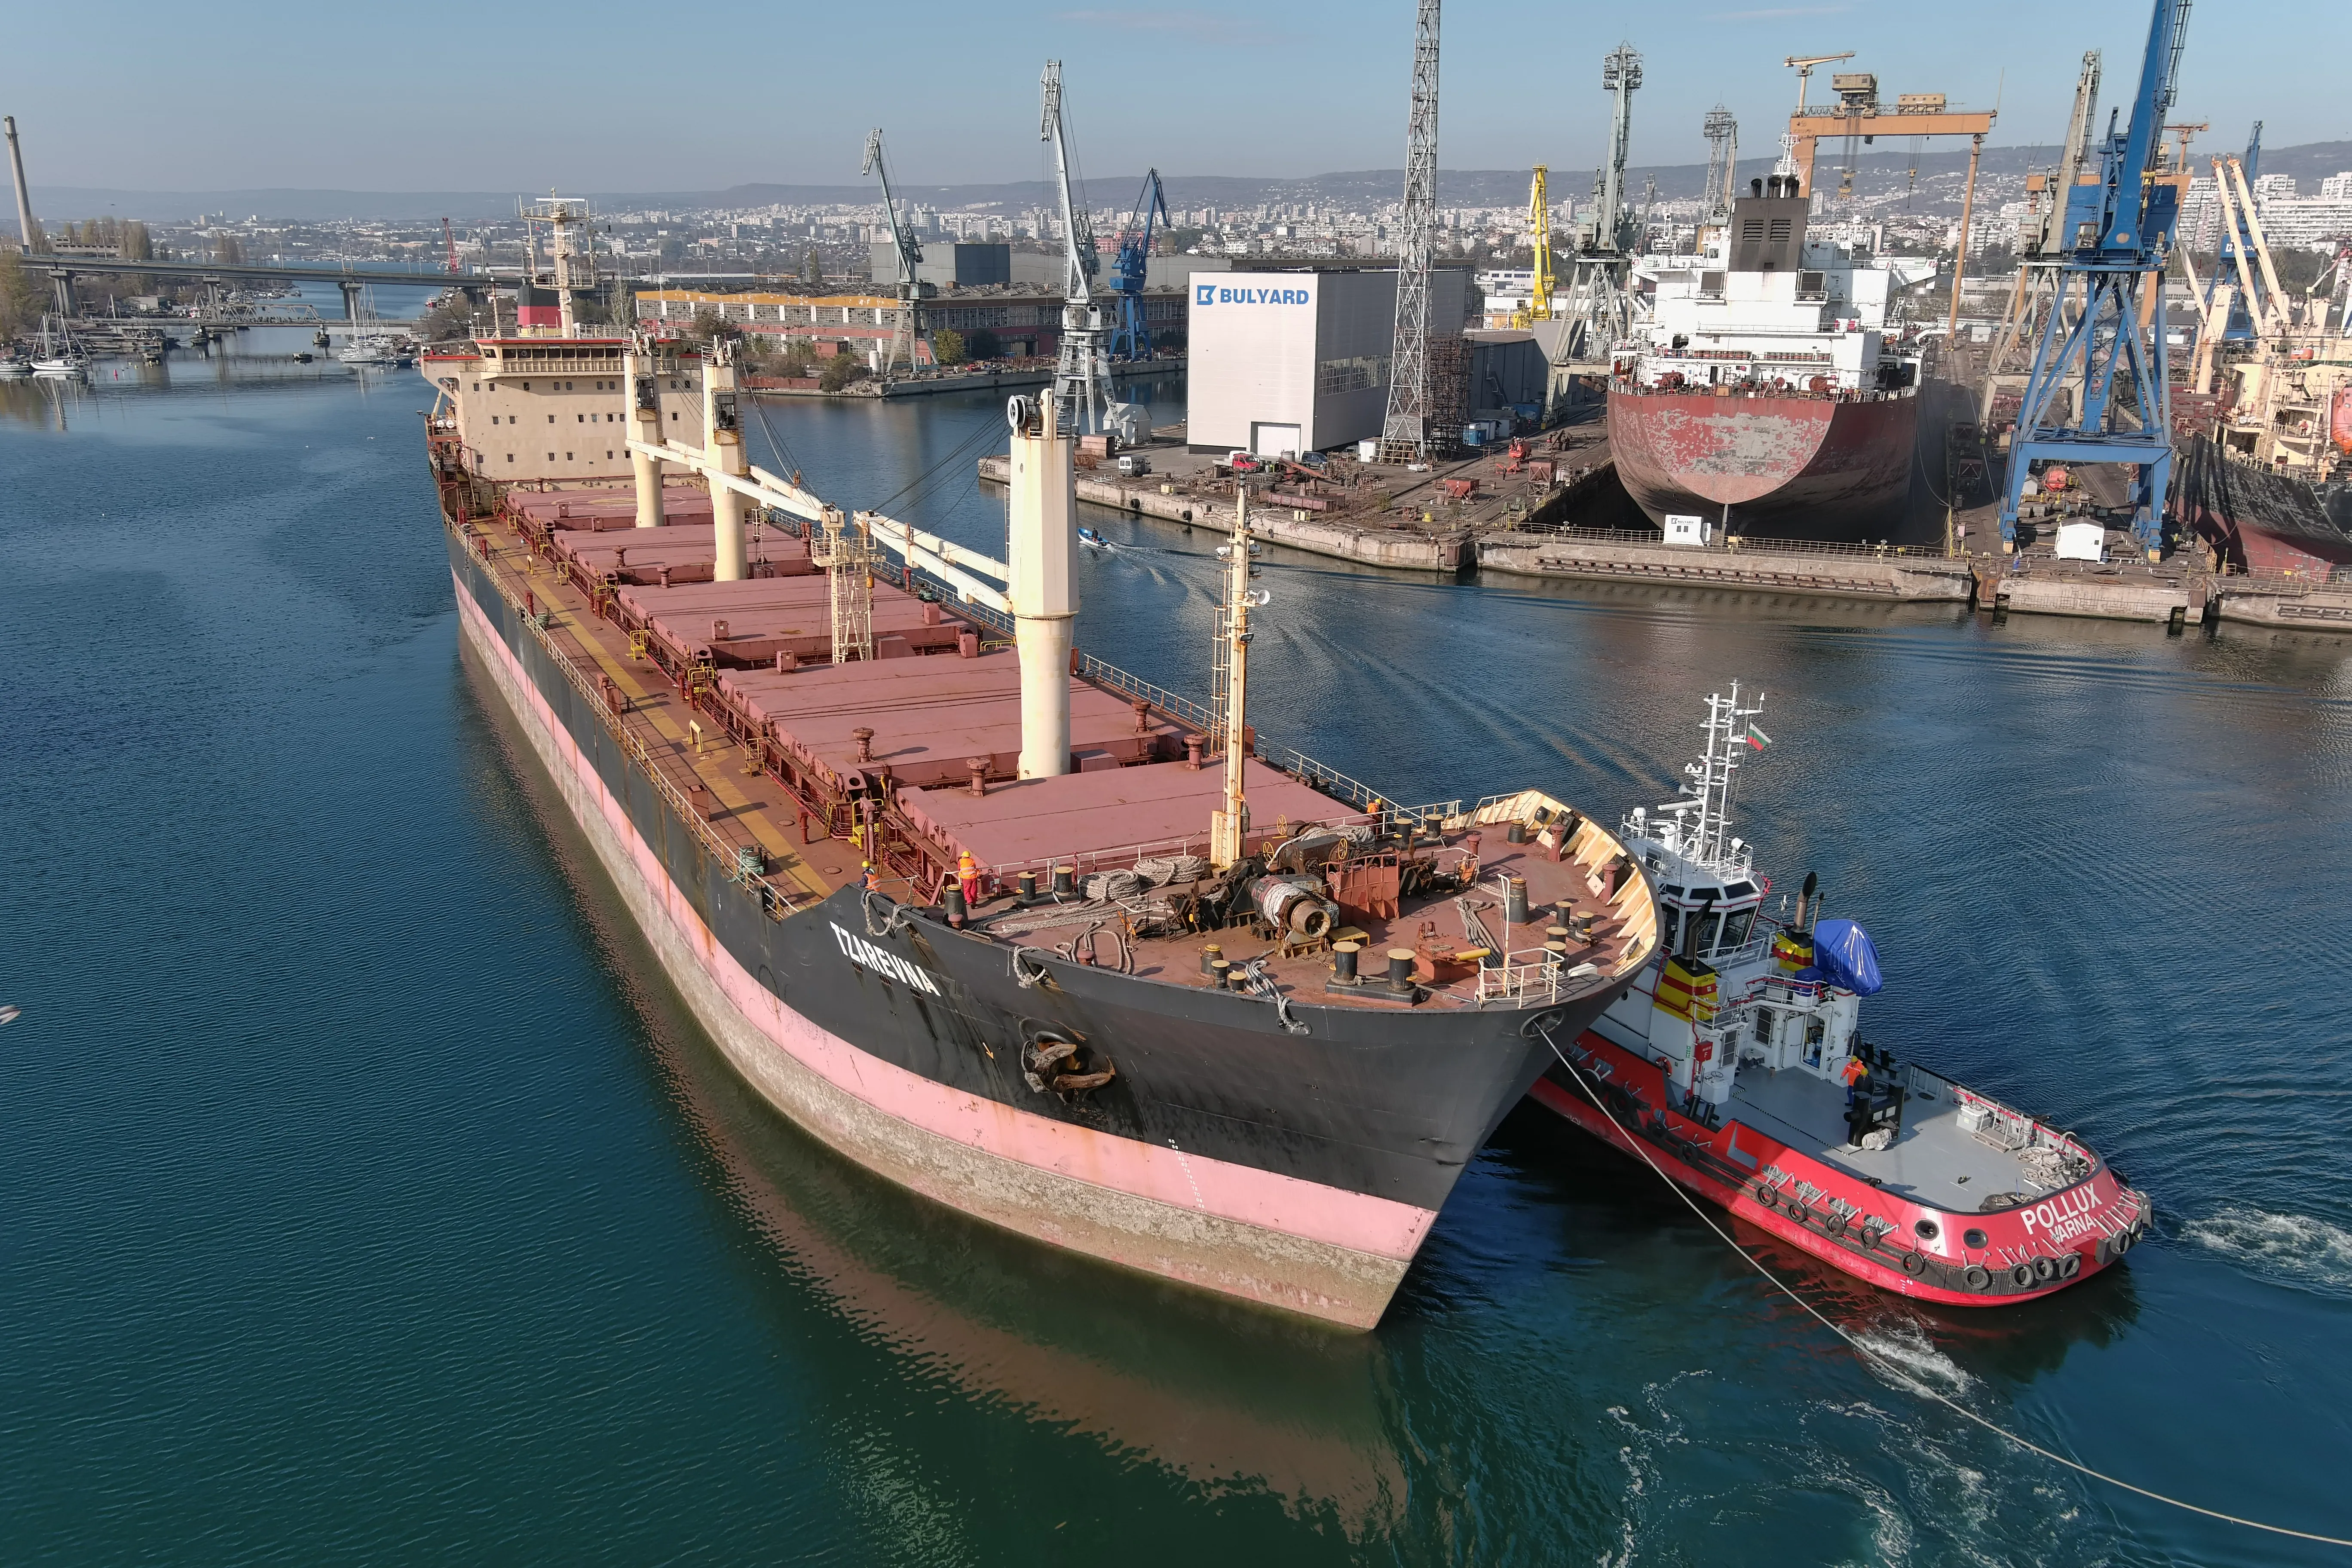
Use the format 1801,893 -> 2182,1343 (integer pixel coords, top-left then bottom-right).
1660,906 -> 1680,951
1722,909 -> 1755,948
1694,911 -> 1722,953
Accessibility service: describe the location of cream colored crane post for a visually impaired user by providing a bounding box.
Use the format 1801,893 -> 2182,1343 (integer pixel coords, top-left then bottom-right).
704,349 -> 748,582
1006,392 -> 1076,779
1209,486 -> 1260,871
625,338 -> 666,528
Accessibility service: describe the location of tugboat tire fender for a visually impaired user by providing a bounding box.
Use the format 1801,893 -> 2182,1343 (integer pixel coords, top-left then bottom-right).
1962,1265 -> 1993,1292
1751,1181 -> 1776,1208
2032,1255 -> 2057,1283
1900,1251 -> 1927,1277
2058,1252 -> 2081,1279
2008,1263 -> 2035,1289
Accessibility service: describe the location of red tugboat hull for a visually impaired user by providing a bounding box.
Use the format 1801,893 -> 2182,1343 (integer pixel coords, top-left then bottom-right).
1533,1030 -> 2150,1306
1608,386 -> 1917,542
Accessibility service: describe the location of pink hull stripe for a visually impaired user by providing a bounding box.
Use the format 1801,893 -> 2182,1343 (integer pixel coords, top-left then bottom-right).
458,580 -> 1437,1262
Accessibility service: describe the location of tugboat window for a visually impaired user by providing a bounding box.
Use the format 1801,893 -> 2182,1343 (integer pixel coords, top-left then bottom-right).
1659,906 -> 1680,951
1721,909 -> 1755,948
1694,912 -> 1722,952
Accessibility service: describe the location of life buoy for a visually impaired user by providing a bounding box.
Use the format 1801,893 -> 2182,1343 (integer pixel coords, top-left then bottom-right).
1963,1265 -> 1992,1291
2009,1263 -> 2035,1289
1901,1252 -> 1927,1277
2031,1256 -> 2057,1283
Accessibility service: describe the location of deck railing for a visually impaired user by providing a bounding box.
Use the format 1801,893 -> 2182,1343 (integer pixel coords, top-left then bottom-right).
453,511 -> 819,919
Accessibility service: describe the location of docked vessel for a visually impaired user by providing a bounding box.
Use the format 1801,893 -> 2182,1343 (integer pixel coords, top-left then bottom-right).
1529,686 -> 2150,1305
1611,176 -> 1927,541
2173,435 -> 2352,575
416,232 -> 1659,1326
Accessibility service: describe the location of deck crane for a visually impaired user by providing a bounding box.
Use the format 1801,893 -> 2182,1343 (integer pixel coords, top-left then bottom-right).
2197,122 -> 2269,351
1998,0 -> 2194,557
1106,168 -> 1168,361
1040,60 -> 1114,435
863,128 -> 932,379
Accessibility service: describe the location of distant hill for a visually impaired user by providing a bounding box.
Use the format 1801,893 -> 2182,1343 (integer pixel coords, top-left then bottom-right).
30,140 -> 2349,224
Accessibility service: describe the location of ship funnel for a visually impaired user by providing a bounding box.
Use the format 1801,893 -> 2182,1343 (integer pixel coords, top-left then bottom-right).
1006,392 -> 1076,778
1795,870 -> 1819,931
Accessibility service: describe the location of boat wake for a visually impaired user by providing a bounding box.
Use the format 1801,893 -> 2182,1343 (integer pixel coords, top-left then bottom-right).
1848,1318 -> 1978,1401
2181,1204 -> 2352,1298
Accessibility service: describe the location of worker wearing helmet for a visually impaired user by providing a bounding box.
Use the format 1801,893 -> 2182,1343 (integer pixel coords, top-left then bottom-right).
958,850 -> 981,908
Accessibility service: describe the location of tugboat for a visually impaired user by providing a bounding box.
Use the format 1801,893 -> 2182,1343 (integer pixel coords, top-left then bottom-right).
1529,685 -> 2150,1305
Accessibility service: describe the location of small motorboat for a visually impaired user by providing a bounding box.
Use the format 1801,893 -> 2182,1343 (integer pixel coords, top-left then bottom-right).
1078,526 -> 1111,550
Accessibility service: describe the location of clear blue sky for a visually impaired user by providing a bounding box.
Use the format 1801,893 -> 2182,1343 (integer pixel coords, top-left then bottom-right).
13,0 -> 2349,193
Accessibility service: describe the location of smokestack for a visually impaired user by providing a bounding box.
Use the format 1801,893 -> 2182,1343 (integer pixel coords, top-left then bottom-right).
4,116 -> 39,253
1006,391 -> 1075,779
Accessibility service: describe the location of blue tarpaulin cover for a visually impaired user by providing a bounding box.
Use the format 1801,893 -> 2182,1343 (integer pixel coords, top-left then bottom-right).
1806,919 -> 1884,996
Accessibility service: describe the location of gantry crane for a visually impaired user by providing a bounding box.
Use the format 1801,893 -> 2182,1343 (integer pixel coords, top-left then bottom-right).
1513,165 -> 1554,328
863,128 -> 934,378
1780,54 -> 1995,331
1040,60 -> 1113,435
1999,0 -> 2194,555
1106,168 -> 1169,361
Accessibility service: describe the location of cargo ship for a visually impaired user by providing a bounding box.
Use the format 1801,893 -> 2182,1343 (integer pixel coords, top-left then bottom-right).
1528,686 -> 2150,1305
416,231 -> 1658,1328
1610,175 -> 1926,542
2173,435 -> 2352,575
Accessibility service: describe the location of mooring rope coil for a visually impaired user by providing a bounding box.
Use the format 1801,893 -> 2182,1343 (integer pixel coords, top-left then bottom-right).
1534,1024 -> 2352,1550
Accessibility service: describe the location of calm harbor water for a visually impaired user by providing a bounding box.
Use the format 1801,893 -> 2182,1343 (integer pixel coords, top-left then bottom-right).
4,340 -> 2351,1565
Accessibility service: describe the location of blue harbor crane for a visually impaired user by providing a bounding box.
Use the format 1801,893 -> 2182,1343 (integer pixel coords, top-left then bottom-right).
1999,0 -> 2194,557
1106,169 -> 1169,361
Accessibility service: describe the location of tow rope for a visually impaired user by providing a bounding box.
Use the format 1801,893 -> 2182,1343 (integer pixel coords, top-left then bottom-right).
1535,1025 -> 2352,1550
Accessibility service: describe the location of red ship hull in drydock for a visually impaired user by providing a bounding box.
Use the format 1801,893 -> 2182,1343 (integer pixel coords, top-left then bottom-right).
1527,687 -> 2149,1305
417,233 -> 1658,1329
1608,388 -> 1918,540
1611,174 -> 1926,542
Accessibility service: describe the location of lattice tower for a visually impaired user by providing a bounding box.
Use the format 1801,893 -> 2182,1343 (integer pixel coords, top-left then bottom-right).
812,507 -> 876,663
1702,107 -> 1739,227
1378,0 -> 1441,465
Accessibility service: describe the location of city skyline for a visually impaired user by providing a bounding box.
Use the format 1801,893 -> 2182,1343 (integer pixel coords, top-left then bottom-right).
11,0 -> 2348,194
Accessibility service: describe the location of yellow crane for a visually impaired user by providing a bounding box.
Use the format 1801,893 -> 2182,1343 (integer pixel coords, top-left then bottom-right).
1514,164 -> 1555,328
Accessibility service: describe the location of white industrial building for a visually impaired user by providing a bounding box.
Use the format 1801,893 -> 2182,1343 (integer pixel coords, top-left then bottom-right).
1186,267 -> 1469,455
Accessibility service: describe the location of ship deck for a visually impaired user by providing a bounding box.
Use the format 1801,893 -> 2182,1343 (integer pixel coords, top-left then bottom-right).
1730,1063 -> 2087,1214
448,469 -> 1653,1013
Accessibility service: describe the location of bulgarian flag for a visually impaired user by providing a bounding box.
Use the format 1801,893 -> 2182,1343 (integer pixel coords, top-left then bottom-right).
1744,725 -> 1773,752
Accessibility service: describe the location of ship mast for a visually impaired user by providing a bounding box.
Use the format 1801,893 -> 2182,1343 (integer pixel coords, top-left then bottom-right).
1210,485 -> 1261,868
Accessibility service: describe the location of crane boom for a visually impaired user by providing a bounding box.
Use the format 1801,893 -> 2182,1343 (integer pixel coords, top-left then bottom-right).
863,128 -> 931,377
1107,169 -> 1169,361
1039,61 -> 1112,433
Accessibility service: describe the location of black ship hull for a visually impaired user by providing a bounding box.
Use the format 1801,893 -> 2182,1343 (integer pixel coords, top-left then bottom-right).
446,531 -> 1636,1326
